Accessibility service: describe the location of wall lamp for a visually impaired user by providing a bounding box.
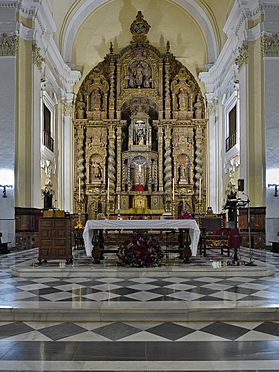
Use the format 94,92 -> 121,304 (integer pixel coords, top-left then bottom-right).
268,184 -> 279,197
0,185 -> 13,198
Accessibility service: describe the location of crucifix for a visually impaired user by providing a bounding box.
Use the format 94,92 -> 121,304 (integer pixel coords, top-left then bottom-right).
268,184 -> 279,197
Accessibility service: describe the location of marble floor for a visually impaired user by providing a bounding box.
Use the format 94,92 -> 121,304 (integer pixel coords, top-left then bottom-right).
0,247 -> 279,371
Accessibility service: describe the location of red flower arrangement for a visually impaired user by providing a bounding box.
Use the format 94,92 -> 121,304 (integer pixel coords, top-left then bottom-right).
178,210 -> 193,219
117,233 -> 164,267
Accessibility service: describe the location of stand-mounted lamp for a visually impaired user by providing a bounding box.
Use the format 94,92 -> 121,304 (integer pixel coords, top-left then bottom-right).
0,185 -> 13,198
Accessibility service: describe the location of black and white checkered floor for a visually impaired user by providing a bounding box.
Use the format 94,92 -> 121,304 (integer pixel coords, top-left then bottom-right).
1,247 -> 279,371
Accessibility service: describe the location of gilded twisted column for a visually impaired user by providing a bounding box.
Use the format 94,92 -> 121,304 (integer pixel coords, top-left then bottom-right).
164,62 -> 171,119
109,56 -> 115,119
164,126 -> 172,194
76,123 -> 85,197
158,124 -> 164,192
195,125 -> 203,200
116,124 -> 122,192
107,124 -> 116,198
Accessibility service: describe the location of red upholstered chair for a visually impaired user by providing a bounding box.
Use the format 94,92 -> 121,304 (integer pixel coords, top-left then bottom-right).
199,214 -> 231,257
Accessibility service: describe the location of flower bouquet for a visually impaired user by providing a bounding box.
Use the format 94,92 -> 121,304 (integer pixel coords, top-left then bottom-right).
117,233 -> 164,267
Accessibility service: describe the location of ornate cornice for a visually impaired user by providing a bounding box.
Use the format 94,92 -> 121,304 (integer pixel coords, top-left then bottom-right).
262,33 -> 279,57
235,44 -> 248,69
32,44 -> 45,71
0,32 -> 18,56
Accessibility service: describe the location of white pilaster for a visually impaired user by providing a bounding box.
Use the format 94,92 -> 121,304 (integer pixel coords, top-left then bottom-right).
0,56 -> 16,246
62,98 -> 74,213
32,64 -> 42,208
238,63 -> 248,192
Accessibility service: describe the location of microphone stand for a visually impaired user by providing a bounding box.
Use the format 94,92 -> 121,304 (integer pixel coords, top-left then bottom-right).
242,193 -> 257,266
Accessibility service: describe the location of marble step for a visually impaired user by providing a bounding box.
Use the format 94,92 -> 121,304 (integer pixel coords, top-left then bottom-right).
1,301 -> 279,322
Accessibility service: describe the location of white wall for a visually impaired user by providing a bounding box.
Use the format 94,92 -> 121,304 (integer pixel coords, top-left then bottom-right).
0,57 -> 16,246
265,58 -> 279,245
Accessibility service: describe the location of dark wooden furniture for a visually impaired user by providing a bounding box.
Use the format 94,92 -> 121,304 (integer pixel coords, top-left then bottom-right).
198,214 -> 230,257
238,207 -> 266,249
0,232 -> 9,254
39,214 -> 72,264
15,207 -> 42,249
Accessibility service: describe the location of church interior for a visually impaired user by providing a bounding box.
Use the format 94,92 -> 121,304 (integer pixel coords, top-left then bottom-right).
0,0 -> 279,370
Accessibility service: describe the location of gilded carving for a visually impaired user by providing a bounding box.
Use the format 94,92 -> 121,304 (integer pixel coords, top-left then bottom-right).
73,12 -> 207,217
235,44 -> 248,69
32,44 -> 44,72
0,33 -> 18,56
262,33 -> 279,57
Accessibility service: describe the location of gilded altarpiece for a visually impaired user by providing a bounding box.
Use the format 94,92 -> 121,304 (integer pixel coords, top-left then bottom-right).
73,12 -> 206,218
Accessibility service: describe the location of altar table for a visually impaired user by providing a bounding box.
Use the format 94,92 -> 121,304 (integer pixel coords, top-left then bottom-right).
83,219 -> 200,258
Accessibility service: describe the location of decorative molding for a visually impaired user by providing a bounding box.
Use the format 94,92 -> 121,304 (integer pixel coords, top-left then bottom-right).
235,44 -> 248,69
63,102 -> 73,116
32,44 -> 45,72
17,23 -> 33,41
262,33 -> 279,57
0,32 -> 18,56
224,154 -> 240,192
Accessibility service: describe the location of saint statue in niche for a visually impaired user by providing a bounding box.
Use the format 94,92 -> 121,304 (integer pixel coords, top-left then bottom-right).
135,64 -> 144,86
179,158 -> 191,183
76,94 -> 85,119
178,89 -> 188,111
91,89 -> 101,111
90,160 -> 102,181
127,61 -> 152,88
137,128 -> 145,145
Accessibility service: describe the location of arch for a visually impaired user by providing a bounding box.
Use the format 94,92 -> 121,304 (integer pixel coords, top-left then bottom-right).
61,0 -> 218,64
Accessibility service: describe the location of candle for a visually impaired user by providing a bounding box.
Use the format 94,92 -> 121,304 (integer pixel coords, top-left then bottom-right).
78,178 -> 81,202
118,194 -> 120,210
199,178 -> 202,202
107,177 -> 110,201
172,178 -> 175,200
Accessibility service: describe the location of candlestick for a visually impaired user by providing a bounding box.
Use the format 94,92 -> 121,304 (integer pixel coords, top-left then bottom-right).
172,178 -> 175,201
78,178 -> 81,202
107,177 -> 110,201
199,178 -> 202,202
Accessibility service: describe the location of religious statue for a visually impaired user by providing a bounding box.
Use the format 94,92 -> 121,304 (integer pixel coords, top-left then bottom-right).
90,160 -> 102,181
194,94 -> 203,119
76,94 -> 85,119
91,89 -> 101,111
178,89 -> 188,111
137,128 -> 145,145
179,158 -> 191,183
135,64 -> 144,87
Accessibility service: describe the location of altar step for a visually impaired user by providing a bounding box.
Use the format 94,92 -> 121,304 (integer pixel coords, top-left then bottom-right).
2,302 -> 279,323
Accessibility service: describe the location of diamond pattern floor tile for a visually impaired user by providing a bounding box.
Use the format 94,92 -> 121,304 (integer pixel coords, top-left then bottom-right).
201,321 -> 250,340
93,322 -> 141,341
146,322 -> 195,341
38,322 -> 87,341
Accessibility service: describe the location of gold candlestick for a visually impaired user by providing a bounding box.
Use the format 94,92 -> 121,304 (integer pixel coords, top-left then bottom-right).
172,200 -> 176,218
75,200 -> 84,229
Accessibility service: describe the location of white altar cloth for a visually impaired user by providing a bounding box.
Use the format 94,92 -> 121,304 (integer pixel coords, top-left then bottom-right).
83,219 -> 200,257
